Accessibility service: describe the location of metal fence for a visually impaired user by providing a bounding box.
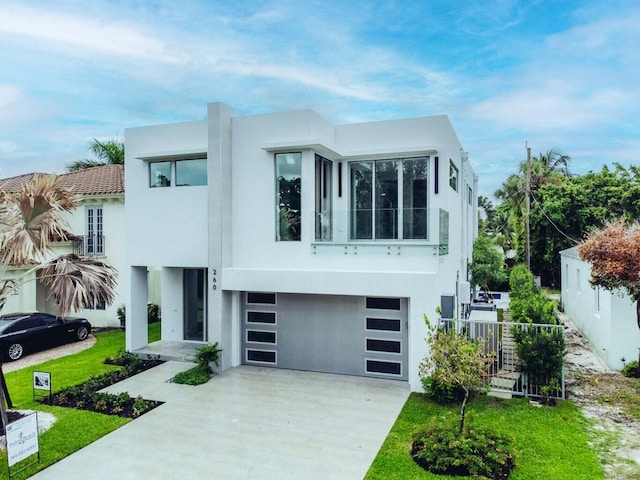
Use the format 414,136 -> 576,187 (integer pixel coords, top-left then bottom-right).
72,235 -> 105,256
446,318 -> 565,400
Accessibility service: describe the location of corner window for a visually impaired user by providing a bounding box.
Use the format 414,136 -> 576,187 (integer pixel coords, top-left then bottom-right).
276,152 -> 301,241
449,160 -> 458,191
150,161 -> 171,188
315,155 -> 332,241
350,157 -> 428,240
176,159 -> 207,186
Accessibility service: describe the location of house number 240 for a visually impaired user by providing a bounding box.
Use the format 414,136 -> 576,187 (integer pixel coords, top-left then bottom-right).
212,269 -> 217,291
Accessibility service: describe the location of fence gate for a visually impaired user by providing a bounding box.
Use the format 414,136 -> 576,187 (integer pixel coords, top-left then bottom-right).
453,318 -> 565,400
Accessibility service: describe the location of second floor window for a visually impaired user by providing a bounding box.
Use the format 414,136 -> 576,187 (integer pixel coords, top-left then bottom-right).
350,157 -> 428,241
275,152 -> 301,241
150,158 -> 207,188
86,206 -> 104,255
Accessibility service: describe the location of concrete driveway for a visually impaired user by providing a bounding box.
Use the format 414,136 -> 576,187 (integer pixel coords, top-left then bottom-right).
33,363 -> 409,479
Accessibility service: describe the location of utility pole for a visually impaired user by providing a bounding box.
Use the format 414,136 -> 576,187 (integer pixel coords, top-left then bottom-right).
525,145 -> 531,269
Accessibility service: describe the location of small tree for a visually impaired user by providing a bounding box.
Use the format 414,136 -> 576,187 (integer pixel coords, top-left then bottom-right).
509,263 -> 536,300
419,318 -> 494,433
579,219 -> 640,365
470,235 -> 506,298
578,219 -> 640,329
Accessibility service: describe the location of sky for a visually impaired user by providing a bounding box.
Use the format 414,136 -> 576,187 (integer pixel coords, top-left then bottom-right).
1,0 -> 638,198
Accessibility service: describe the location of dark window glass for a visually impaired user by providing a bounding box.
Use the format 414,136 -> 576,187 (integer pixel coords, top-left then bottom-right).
247,292 -> 276,304
247,312 -> 276,324
366,297 -> 401,310
247,331 -> 276,344
366,339 -> 401,354
366,360 -> 401,375
176,158 -> 207,186
247,350 -> 276,363
366,318 -> 401,332
276,152 -> 302,241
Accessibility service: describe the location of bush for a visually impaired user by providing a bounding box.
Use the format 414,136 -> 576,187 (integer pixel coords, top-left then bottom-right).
411,415 -> 516,479
420,375 -> 465,404
510,293 -> 557,324
171,364 -> 213,385
512,324 -> 565,386
509,264 -> 536,300
194,342 -> 222,367
622,360 -> 640,378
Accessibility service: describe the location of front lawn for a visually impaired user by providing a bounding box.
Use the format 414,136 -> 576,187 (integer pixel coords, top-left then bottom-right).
0,323 -> 161,479
366,393 -> 603,480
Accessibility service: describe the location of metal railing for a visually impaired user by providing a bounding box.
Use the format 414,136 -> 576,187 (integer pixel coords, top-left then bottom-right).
446,318 -> 565,400
72,235 -> 105,256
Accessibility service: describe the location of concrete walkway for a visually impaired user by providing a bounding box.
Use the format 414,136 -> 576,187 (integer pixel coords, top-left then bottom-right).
32,363 -> 409,479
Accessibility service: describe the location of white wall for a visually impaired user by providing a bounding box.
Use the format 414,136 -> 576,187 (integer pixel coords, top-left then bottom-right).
561,249 -> 640,370
125,103 -> 477,391
125,121 -> 209,268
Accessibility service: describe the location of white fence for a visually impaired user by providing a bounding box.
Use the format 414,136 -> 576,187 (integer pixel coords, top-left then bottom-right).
447,318 -> 565,400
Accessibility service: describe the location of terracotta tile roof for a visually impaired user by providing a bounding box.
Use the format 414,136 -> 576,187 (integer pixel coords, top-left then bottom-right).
0,164 -> 124,195
0,172 -> 42,192
58,164 -> 124,194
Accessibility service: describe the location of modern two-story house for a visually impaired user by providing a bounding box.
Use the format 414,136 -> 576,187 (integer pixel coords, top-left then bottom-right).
125,102 -> 477,391
0,164 -> 126,327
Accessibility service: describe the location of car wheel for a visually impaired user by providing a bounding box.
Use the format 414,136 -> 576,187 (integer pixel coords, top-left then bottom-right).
8,343 -> 24,361
76,325 -> 89,341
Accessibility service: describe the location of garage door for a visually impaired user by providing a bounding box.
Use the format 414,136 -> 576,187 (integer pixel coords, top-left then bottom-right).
241,292 -> 408,380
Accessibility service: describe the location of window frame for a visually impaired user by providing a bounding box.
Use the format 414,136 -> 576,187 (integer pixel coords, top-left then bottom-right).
275,152 -> 302,242
449,159 -> 458,192
349,156 -> 429,241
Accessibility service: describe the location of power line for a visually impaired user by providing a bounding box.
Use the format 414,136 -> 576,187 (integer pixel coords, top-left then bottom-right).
529,190 -> 580,244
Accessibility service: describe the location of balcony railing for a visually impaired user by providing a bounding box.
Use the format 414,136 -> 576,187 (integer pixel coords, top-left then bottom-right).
72,235 -> 105,257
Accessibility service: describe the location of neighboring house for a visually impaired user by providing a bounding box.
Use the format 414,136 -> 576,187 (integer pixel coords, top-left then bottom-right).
0,165 -> 126,328
125,102 -> 478,391
561,246 -> 640,370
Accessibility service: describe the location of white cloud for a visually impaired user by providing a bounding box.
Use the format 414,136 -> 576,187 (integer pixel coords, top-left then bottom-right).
0,4 -> 185,63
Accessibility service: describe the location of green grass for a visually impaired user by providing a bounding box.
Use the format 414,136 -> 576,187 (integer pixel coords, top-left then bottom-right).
366,393 -> 603,480
0,323 -> 162,479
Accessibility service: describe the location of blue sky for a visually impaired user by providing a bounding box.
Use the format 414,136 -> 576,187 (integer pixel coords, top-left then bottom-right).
1,0 -> 638,198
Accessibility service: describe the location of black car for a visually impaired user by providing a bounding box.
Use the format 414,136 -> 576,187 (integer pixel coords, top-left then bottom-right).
0,312 -> 92,361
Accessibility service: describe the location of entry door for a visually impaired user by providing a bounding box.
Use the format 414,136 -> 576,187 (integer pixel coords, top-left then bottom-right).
184,269 -> 206,341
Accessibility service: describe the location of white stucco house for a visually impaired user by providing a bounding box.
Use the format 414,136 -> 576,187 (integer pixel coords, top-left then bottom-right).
561,246 -> 640,370
125,102 -> 478,391
0,165 -> 127,328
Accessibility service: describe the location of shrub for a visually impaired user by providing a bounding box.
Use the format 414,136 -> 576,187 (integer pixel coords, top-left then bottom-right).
411,415 -> 516,479
509,264 -> 536,300
512,324 -> 565,386
510,293 -> 557,324
194,342 -> 222,367
420,374 -> 465,404
171,364 -> 213,386
622,360 -> 640,378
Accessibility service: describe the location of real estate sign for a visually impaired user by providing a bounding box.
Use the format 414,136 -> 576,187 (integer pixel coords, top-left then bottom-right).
6,413 -> 39,467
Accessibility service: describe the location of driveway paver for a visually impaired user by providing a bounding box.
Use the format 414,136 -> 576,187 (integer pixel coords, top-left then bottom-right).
32,363 -> 409,479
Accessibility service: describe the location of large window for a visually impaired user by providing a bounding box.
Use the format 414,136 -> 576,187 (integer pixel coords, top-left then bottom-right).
276,152 -> 301,241
149,158 -> 207,188
350,157 -> 428,240
315,155 -> 332,241
176,159 -> 207,186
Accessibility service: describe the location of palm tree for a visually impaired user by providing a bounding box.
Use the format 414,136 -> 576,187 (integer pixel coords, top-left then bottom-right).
0,174 -> 117,409
67,138 -> 124,172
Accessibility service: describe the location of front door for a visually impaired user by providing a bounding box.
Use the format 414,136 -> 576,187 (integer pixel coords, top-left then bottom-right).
183,268 -> 206,341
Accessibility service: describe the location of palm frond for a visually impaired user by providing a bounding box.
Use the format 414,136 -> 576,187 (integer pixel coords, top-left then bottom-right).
38,254 -> 118,317
0,175 -> 78,265
66,159 -> 106,172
